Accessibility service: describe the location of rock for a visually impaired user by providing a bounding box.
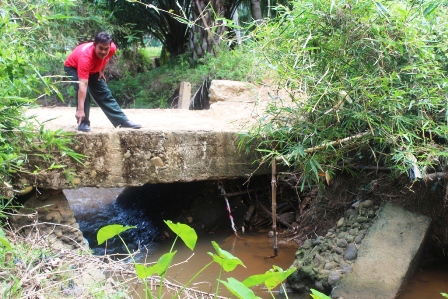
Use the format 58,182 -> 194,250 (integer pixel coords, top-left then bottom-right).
354,236 -> 363,243
340,264 -> 353,274
324,262 -> 335,270
336,239 -> 347,248
334,247 -> 344,255
356,216 -> 369,223
209,80 -> 257,102
150,157 -> 164,167
315,280 -> 325,291
338,232 -> 348,239
328,270 -> 342,285
361,199 -> 374,208
344,243 -> 358,261
337,217 -> 344,227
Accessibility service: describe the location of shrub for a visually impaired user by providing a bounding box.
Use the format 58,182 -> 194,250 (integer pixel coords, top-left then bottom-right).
239,0 -> 448,189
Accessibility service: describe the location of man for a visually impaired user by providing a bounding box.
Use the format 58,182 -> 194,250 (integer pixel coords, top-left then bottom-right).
64,32 -> 141,132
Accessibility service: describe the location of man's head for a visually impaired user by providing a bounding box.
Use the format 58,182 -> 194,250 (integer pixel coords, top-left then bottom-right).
94,32 -> 112,59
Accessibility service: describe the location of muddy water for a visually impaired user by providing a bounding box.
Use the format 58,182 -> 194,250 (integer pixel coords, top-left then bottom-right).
397,267 -> 448,299
143,231 -> 307,299
65,187 -> 448,299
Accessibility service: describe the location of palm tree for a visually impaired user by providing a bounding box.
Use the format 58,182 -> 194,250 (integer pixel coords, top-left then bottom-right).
105,0 -> 193,58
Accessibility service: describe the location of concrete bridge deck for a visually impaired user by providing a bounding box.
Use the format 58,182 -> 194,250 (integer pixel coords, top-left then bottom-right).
15,93 -> 272,190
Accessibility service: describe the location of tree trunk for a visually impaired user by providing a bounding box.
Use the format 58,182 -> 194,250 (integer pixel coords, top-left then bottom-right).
250,0 -> 262,22
233,8 -> 241,45
189,0 -> 226,61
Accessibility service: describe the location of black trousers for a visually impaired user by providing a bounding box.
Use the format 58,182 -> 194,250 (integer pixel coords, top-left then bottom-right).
64,66 -> 128,127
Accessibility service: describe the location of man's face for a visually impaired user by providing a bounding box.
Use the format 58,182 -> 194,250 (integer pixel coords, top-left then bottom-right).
94,42 -> 111,59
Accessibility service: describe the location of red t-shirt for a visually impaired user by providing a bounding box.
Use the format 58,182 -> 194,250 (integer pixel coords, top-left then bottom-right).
64,42 -> 117,80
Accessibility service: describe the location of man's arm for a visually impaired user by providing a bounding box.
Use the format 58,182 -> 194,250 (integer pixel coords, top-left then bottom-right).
75,79 -> 88,125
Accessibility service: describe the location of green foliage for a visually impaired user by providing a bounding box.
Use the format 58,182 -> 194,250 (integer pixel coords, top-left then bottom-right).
135,252 -> 176,278
97,222 -> 294,298
107,44 -> 270,109
0,0 -> 89,213
103,0 -> 193,57
164,220 -> 197,251
310,288 -> 332,299
97,224 -> 136,245
239,0 -> 448,189
0,227 -> 12,250
208,240 -> 246,272
220,277 -> 261,299
242,265 -> 295,290
442,293 -> 448,298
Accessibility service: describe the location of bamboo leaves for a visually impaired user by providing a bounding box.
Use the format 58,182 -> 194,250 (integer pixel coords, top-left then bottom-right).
240,0 -> 448,188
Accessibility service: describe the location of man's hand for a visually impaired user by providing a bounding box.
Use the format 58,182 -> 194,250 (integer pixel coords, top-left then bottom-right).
99,70 -> 106,82
75,110 -> 85,125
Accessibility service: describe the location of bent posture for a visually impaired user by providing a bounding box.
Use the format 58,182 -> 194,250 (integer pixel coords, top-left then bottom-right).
64,32 -> 141,132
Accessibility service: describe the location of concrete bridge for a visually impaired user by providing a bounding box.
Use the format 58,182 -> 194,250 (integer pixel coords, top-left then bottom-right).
11,80 -> 277,251
14,81 -> 278,191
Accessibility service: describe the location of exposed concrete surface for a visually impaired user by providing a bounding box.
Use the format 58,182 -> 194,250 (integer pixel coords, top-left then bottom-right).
331,202 -> 431,299
14,81 -> 291,190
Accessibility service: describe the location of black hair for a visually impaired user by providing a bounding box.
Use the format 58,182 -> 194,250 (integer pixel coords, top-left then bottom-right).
94,32 -> 112,45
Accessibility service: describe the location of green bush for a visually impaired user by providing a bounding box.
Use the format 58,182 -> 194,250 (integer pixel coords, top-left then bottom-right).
0,0 -> 90,209
107,43 -> 270,109
239,0 -> 448,189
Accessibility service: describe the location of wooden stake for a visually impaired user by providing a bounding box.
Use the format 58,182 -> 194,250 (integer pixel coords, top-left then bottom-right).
272,157 -> 278,257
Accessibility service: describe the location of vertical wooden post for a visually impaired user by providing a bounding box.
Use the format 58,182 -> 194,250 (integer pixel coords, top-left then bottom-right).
272,157 -> 278,257
178,81 -> 191,110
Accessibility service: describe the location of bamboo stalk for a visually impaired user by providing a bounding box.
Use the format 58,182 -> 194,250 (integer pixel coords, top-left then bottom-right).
304,131 -> 370,154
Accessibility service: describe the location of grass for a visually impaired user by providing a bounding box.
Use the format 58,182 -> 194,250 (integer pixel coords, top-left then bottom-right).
139,47 -> 162,59
0,222 -> 131,299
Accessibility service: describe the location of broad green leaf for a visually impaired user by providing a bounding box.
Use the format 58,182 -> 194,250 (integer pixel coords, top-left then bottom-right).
135,251 -> 176,279
441,293 -> 448,298
97,224 -> 136,245
219,277 -> 261,299
208,241 -> 245,272
0,236 -> 12,250
155,251 -> 176,276
264,266 -> 296,290
310,288 -> 332,299
0,228 -> 12,250
135,263 -> 158,279
164,220 -> 197,251
242,272 -> 277,287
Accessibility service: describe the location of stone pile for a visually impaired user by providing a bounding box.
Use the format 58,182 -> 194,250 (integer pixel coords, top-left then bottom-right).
287,199 -> 379,293
10,190 -> 87,250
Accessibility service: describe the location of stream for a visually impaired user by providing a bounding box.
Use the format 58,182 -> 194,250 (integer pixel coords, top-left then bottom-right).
64,187 -> 448,299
